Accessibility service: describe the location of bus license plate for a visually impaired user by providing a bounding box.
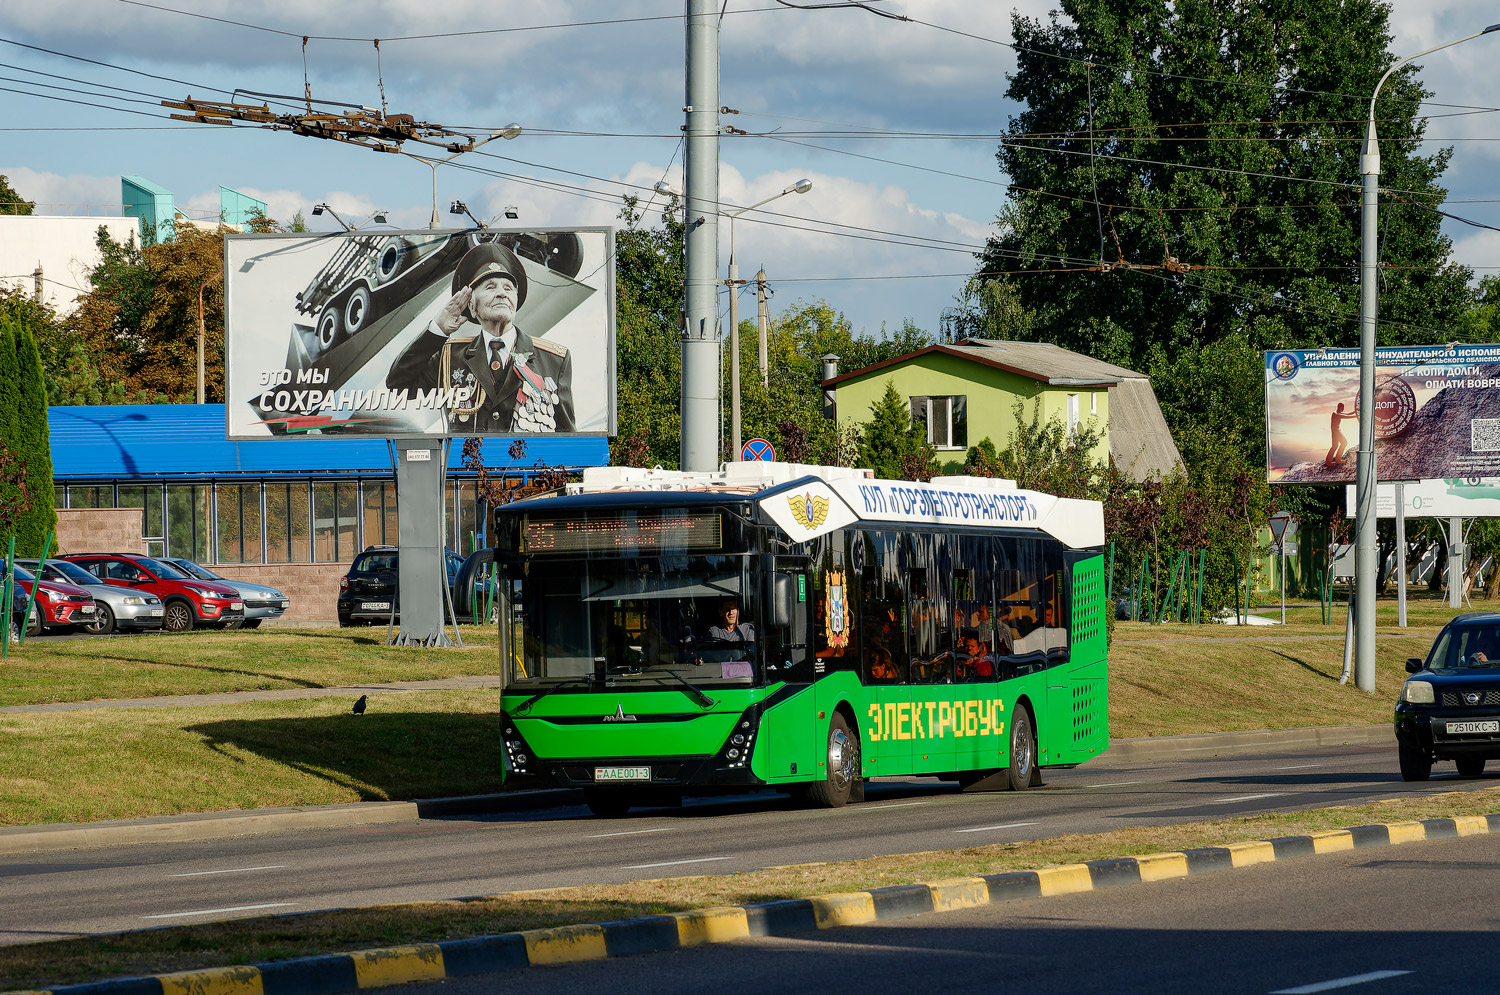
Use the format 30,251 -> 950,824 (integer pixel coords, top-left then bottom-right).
595,766 -> 651,782
1447,720 -> 1500,735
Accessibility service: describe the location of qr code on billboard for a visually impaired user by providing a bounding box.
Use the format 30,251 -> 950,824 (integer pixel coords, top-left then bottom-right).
1473,418 -> 1500,452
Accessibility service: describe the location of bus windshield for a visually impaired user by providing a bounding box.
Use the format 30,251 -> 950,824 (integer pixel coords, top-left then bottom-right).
506,553 -> 759,688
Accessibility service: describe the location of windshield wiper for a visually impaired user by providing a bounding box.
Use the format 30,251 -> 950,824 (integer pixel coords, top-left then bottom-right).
510,676 -> 597,716
650,670 -> 717,709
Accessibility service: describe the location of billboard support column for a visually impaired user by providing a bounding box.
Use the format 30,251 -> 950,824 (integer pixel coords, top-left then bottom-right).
680,0 -> 721,473
1449,516 -> 1465,609
392,438 -> 454,648
1395,482 -> 1407,628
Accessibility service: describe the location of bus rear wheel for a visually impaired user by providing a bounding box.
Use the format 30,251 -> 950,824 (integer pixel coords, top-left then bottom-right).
806,712 -> 861,808
583,788 -> 632,818
1007,705 -> 1040,791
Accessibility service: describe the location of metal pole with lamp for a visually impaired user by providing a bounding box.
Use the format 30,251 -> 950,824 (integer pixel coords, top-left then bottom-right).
1354,23 -> 1500,693
397,124 -> 521,230
723,179 -> 812,458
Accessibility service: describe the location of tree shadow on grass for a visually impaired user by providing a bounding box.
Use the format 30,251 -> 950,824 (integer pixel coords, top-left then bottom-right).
189,711 -> 504,801
89,654 -> 328,689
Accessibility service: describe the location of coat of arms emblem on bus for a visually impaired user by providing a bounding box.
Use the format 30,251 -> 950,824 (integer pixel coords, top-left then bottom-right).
789,492 -> 829,530
825,569 -> 848,648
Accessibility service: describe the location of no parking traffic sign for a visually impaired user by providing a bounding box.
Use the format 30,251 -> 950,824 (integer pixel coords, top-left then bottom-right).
741,438 -> 776,462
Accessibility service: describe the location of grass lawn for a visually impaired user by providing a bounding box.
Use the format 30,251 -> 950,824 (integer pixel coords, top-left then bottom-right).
0,625 -> 504,707
4,785 -> 1497,990
0,691 -> 502,827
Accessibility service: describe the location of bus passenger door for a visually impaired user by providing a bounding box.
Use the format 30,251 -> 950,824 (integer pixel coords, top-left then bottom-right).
757,558 -> 817,782
857,532 -> 911,776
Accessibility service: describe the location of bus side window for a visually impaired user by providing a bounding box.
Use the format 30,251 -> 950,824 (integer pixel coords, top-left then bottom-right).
861,529 -> 906,685
1044,542 -> 1070,666
813,532 -> 856,672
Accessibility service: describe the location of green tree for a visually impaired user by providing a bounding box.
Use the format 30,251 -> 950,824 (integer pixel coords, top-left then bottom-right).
0,174 -> 33,216
982,0 -> 1471,371
856,381 -> 931,480
611,195 -> 686,468
8,321 -> 55,553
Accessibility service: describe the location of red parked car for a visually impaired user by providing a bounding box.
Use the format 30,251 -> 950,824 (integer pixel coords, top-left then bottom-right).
10,564 -> 97,635
62,553 -> 244,633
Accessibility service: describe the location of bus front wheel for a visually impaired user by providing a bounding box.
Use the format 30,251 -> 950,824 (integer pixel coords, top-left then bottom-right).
1007,706 -> 1041,791
806,712 -> 861,808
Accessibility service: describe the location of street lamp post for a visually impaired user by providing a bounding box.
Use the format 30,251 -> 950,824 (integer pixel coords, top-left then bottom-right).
1354,24 -> 1499,693
723,179 -> 812,458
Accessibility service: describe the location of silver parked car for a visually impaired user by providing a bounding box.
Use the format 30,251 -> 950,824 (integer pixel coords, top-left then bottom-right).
20,558 -> 165,634
165,558 -> 290,628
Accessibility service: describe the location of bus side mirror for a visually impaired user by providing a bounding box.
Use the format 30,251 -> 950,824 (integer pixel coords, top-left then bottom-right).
767,573 -> 794,628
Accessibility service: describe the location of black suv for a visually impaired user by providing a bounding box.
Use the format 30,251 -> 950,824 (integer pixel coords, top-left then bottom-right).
337,546 -> 468,626
1395,611 -> 1500,781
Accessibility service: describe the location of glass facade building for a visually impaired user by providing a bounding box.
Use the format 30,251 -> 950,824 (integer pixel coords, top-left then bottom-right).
50,405 -> 608,565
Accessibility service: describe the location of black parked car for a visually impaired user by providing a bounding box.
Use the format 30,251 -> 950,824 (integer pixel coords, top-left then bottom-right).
337,546 -> 468,626
1395,611 -> 1500,781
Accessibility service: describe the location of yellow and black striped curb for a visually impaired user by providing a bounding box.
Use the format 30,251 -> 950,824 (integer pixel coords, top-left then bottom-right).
17,813 -> 1500,995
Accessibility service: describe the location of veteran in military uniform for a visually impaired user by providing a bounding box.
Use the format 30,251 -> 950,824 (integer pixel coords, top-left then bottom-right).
385,241 -> 575,433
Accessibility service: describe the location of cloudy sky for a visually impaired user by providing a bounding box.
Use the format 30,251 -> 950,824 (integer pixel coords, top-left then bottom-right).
3,1 -> 1497,340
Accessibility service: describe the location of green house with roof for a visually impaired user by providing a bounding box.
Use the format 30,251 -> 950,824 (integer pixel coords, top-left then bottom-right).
822,338 -> 1183,481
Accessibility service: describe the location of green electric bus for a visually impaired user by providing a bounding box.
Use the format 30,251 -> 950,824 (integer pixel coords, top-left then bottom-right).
493,464 -> 1109,817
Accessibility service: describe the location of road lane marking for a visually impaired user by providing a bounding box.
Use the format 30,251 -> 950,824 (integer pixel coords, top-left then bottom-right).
586,827 -> 675,839
859,802 -> 930,811
1271,969 -> 1413,993
1079,781 -> 1143,788
168,864 -> 287,877
954,821 -> 1040,834
141,902 -> 296,920
1274,764 -> 1323,770
1212,793 -> 1283,803
623,857 -> 733,869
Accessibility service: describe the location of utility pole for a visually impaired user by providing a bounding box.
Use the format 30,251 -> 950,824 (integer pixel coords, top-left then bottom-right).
757,268 -> 769,388
31,263 -> 41,303
680,0 -> 721,472
728,258 -> 742,459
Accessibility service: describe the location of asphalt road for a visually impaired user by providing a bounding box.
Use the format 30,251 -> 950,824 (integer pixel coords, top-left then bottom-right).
403,827 -> 1500,995
2,741 -> 1494,945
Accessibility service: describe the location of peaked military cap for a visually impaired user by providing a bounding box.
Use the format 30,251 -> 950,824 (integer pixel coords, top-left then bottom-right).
451,240 -> 528,310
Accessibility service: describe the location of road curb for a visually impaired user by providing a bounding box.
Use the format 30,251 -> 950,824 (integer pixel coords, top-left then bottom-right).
1103,723 -> 1391,763
0,790 -> 581,855
20,811 -> 1500,995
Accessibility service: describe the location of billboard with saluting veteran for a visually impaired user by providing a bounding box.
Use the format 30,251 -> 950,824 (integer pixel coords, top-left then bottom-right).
1265,344 -> 1500,484
223,227 -> 614,439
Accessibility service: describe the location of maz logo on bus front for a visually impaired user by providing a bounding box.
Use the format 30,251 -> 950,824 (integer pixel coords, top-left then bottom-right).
865,698 -> 1005,742
855,484 -> 1035,523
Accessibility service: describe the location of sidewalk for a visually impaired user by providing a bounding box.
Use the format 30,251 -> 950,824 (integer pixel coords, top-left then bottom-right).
0,674 -> 506,714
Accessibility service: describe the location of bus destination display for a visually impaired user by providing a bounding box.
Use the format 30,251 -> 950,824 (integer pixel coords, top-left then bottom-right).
522,512 -> 722,553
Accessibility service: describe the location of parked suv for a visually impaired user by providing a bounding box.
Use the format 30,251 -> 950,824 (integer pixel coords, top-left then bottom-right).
1396,611 -> 1500,781
20,558 -> 165,634
63,553 -> 244,633
10,564 -> 97,635
337,546 -> 466,626
164,558 -> 290,629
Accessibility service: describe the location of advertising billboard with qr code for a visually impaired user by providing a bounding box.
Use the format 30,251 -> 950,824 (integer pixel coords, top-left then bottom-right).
1266,344 -> 1500,484
223,227 -> 614,440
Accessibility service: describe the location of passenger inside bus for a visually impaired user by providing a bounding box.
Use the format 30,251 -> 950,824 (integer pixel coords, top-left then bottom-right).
955,629 -> 994,682
866,643 -> 900,682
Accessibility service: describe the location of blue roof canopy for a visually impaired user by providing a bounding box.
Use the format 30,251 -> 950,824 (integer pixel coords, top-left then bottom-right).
49,404 -> 609,480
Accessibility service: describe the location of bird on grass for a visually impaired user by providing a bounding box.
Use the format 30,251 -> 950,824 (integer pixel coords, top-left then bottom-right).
352,695 -> 368,716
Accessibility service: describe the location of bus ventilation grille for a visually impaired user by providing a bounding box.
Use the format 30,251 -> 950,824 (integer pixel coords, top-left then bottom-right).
1072,680 -> 1102,744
